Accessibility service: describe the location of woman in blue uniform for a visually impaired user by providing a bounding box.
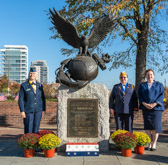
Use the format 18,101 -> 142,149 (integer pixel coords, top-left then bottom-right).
138,69 -> 165,151
18,67 -> 46,134
109,71 -> 138,133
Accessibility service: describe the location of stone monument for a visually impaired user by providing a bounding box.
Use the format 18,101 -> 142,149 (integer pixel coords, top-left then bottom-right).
49,8 -> 115,153
57,83 -> 110,152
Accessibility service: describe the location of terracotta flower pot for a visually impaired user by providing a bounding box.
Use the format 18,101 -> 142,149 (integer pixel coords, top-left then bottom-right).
121,148 -> 132,157
121,148 -> 125,156
134,146 -> 144,154
44,148 -> 55,158
24,149 -> 34,158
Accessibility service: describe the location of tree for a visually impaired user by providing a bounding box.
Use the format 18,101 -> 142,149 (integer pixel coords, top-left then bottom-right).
0,75 -> 20,95
0,75 -> 8,92
50,0 -> 168,89
42,83 -> 58,99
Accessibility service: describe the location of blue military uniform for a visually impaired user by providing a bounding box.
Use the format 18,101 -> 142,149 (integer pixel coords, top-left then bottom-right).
109,83 -> 138,132
18,80 -> 46,133
138,81 -> 165,133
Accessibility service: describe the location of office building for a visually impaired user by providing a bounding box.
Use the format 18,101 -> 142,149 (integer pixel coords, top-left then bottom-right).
30,60 -> 48,83
0,45 -> 28,84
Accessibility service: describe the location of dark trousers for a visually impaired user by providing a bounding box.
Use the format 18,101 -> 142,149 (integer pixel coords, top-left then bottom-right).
114,113 -> 133,133
24,111 -> 42,134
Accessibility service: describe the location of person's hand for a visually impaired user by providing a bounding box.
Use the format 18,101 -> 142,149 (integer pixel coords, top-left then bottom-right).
149,103 -> 157,109
146,104 -> 153,109
42,111 -> 46,117
21,112 -> 26,118
110,109 -> 114,115
142,102 -> 152,109
142,102 -> 157,110
133,111 -> 137,116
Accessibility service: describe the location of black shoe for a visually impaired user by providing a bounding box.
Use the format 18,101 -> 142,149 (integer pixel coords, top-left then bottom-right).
151,148 -> 156,151
148,148 -> 152,151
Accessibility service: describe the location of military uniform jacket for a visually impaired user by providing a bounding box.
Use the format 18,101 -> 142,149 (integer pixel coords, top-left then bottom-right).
138,81 -> 165,111
109,83 -> 138,114
18,80 -> 46,113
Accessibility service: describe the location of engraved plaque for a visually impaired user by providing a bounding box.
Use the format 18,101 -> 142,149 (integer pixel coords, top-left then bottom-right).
67,98 -> 98,137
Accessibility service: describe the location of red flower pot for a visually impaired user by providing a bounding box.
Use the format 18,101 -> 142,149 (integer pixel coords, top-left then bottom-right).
134,146 -> 144,154
121,148 -> 132,157
24,149 -> 34,158
44,148 -> 55,158
32,149 -> 35,156
121,148 -> 125,156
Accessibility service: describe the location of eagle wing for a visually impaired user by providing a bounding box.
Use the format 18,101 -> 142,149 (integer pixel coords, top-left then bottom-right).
49,8 -> 81,48
88,12 -> 118,48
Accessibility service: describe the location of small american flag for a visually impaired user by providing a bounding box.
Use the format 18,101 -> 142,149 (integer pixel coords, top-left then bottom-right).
0,92 -> 7,101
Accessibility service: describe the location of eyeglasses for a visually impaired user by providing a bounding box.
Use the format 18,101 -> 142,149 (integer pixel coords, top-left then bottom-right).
120,77 -> 127,79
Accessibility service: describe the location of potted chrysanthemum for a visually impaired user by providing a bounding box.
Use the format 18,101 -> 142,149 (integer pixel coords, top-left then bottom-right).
110,129 -> 128,150
133,132 -> 151,154
37,130 -> 56,152
38,133 -> 61,158
113,132 -> 136,157
17,133 -> 41,158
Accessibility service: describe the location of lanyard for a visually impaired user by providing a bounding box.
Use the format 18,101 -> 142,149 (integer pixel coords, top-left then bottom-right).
121,83 -> 128,93
29,80 -> 36,93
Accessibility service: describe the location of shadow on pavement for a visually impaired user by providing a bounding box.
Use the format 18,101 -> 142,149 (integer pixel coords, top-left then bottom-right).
158,134 -> 168,143
0,134 -> 22,140
0,141 -> 22,157
133,154 -> 168,164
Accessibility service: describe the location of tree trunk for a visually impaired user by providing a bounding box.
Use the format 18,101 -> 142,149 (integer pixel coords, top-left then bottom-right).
135,34 -> 147,91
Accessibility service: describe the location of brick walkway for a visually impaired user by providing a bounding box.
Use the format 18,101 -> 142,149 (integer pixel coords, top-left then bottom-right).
0,123 -> 167,140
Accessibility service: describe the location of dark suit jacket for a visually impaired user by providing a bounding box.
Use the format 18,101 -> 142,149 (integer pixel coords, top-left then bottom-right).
18,80 -> 46,113
109,83 -> 138,114
138,81 -> 165,111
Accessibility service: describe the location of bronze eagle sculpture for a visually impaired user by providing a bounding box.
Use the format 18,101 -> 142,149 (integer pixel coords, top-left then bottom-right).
49,8 -> 118,55
49,8 -> 118,89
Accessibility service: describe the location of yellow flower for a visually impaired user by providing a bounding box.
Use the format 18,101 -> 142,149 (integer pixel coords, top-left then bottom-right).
133,132 -> 151,146
38,134 -> 61,150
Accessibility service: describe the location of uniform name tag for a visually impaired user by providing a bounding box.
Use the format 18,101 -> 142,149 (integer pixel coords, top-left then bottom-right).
26,88 -> 31,91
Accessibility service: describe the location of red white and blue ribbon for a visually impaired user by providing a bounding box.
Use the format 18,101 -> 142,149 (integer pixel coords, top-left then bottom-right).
66,143 -> 99,157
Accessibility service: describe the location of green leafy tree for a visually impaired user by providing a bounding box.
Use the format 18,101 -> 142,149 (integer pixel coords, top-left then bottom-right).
50,0 -> 168,89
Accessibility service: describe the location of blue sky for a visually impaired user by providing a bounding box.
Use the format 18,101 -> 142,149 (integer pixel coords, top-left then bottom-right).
0,0 -> 167,89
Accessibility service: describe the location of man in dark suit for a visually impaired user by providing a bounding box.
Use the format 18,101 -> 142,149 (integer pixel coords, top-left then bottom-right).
109,71 -> 138,132
18,67 -> 46,134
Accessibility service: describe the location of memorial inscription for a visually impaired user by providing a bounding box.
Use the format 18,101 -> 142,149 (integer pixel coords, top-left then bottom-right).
67,98 -> 98,137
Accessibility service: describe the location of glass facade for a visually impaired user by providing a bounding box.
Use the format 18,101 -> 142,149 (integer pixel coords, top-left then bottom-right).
30,60 -> 48,83
0,45 -> 28,84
